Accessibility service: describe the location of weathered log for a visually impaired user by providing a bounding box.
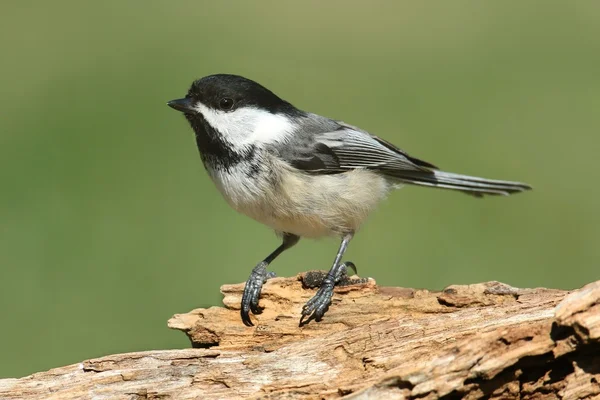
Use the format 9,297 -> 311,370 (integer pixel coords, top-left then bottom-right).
1,273 -> 599,399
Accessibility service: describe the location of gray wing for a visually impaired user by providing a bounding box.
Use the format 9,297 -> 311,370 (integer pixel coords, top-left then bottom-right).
270,114 -> 531,197
272,114 -> 437,175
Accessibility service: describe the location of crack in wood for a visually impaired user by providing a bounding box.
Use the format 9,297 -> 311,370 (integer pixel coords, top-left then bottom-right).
1,278 -> 598,399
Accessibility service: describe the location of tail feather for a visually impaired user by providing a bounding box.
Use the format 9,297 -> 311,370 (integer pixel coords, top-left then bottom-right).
390,170 -> 532,197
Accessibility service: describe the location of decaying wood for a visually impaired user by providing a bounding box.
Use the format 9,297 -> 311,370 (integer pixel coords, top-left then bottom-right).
1,273 -> 599,399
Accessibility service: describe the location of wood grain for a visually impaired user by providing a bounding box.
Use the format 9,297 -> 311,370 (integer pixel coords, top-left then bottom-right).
1,273 -> 599,399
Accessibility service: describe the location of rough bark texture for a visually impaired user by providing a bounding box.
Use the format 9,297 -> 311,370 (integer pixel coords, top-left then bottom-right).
1,273 -> 599,400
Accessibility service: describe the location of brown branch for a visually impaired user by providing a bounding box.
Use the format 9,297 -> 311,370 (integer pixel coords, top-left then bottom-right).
1,273 -> 599,399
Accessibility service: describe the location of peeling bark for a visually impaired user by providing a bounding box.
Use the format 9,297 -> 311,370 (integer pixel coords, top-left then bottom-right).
1,274 -> 599,399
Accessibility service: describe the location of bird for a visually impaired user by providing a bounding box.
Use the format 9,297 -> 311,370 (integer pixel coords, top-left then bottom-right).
167,74 -> 531,326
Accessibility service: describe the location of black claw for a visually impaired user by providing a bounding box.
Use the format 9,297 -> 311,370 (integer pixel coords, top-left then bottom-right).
300,281 -> 336,326
299,297 -> 331,326
240,234 -> 300,326
299,260 -> 358,326
241,308 -> 254,327
250,297 -> 263,315
299,313 -> 313,326
240,261 -> 276,327
343,261 -> 357,276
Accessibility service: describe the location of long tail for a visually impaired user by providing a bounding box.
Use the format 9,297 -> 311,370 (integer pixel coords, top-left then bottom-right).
390,170 -> 532,197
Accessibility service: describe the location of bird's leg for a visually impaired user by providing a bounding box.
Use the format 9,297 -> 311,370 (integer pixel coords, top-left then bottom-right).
241,233 -> 299,326
300,233 -> 354,326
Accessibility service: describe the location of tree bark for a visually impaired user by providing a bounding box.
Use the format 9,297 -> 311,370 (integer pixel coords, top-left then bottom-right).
1,273 -> 599,399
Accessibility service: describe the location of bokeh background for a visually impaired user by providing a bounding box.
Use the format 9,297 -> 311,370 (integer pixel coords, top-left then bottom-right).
1,1 -> 598,378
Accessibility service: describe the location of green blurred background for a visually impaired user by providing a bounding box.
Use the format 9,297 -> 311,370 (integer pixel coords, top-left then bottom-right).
1,1 -> 598,378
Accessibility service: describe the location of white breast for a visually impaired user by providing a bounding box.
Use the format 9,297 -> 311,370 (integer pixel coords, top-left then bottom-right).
207,156 -> 394,238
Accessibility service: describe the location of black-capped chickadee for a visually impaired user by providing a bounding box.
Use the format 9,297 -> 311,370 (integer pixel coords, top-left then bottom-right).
167,74 -> 531,326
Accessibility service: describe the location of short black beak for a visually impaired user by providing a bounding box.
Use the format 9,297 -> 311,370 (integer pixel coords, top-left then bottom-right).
167,98 -> 195,114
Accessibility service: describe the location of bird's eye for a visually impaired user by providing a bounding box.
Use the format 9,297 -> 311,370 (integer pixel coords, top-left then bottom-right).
219,98 -> 234,110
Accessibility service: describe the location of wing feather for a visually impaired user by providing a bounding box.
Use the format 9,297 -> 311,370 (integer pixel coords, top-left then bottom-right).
273,116 -> 435,175
269,115 -> 530,198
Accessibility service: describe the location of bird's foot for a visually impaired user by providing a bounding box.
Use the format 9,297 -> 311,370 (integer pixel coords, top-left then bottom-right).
299,261 -> 356,326
241,262 -> 276,326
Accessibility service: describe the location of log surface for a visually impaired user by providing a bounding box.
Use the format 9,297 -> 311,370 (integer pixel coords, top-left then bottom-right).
1,273 -> 599,400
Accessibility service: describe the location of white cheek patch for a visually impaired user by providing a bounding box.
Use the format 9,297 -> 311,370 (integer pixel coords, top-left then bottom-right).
194,103 -> 294,147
